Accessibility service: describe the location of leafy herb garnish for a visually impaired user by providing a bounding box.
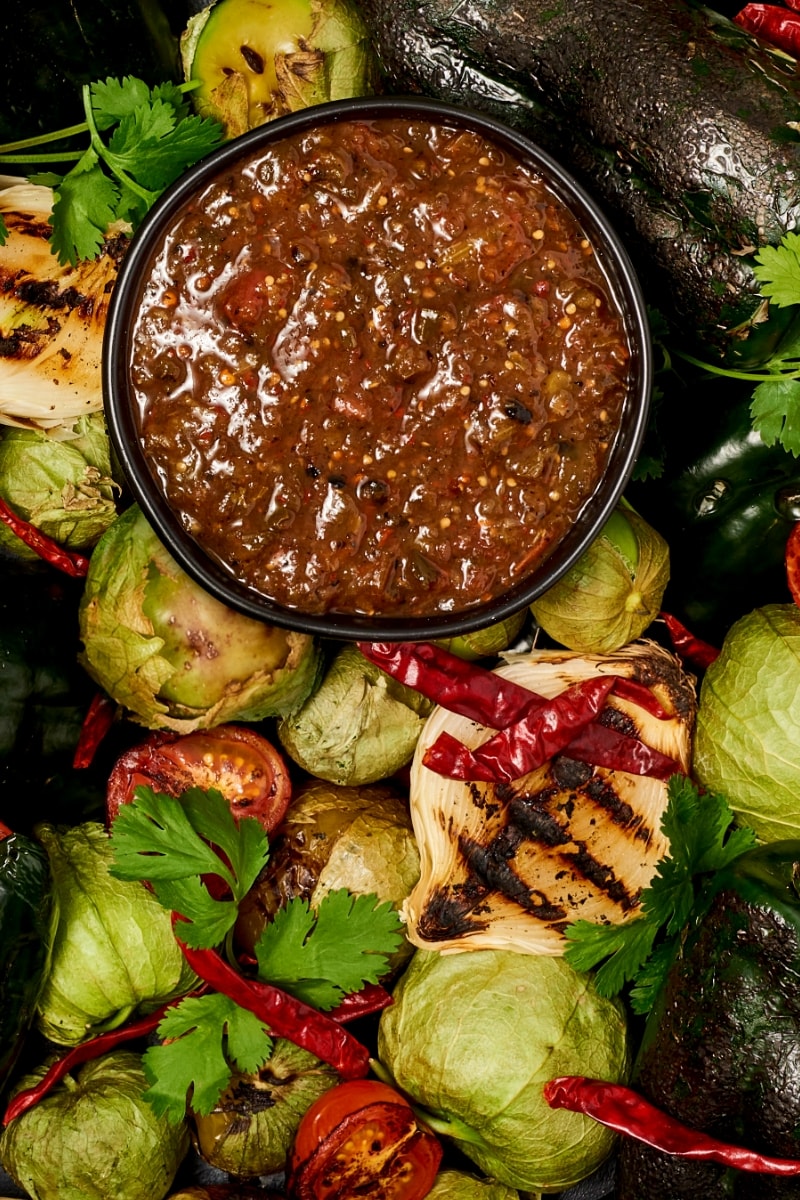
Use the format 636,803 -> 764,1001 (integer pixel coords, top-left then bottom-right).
109,785 -> 402,1120
256,890 -> 403,1011
562,775 -> 757,1014
0,75 -> 223,264
143,993 -> 273,1120
672,231 -> 800,456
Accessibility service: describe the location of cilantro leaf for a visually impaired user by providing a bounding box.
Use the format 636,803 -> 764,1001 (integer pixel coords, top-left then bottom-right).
143,992 -> 273,1121
90,75 -> 153,131
750,377 -> 800,455
255,890 -> 403,1010
0,215 -> 6,245
562,913 -> 656,998
109,786 -> 269,948
753,232 -> 800,307
48,149 -> 119,265
562,776 -> 757,1013
152,876 -> 239,949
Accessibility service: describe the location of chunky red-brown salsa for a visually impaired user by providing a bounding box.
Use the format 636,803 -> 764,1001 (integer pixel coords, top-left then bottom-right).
130,116 -> 632,617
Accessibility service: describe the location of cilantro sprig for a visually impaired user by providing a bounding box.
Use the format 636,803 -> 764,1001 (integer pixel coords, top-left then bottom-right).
562,775 -> 757,1015
109,785 -> 402,1121
0,75 -> 223,265
672,230 -> 800,456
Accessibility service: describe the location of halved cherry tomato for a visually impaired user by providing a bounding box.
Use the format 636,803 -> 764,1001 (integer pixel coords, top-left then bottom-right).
106,724 -> 292,833
786,521 -> 800,609
288,1079 -> 442,1200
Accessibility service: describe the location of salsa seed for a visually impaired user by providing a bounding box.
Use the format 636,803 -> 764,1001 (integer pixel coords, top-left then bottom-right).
532,228 -> 545,240
440,516 -> 452,529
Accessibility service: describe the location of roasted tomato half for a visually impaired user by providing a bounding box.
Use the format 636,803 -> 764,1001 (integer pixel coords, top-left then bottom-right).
288,1079 -> 442,1200
106,724 -> 292,832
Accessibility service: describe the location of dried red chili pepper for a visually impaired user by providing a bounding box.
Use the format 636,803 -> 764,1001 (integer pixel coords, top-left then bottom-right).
174,927 -> 371,1080
0,497 -> 90,578
423,676 -> 617,782
72,691 -> 117,769
359,641 -> 670,725
1,996 -> 197,1126
326,982 -> 393,1024
564,724 -> 682,782
660,612 -> 719,671
544,1076 -> 800,1174
358,640 -> 544,727
786,522 -> 800,609
735,3 -> 800,55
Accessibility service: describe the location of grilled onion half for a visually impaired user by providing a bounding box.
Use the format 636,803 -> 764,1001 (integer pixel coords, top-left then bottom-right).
0,182 -> 124,435
403,641 -> 696,955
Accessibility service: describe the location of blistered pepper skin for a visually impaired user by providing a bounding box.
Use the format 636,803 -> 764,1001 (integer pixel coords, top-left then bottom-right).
0,832 -> 54,1095
618,841 -> 800,1199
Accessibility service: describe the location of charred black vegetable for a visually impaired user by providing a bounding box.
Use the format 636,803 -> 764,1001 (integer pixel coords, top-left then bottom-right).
358,0 -> 800,366
618,839 -> 800,1199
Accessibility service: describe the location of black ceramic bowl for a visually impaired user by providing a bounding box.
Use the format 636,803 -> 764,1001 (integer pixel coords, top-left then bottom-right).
103,95 -> 652,642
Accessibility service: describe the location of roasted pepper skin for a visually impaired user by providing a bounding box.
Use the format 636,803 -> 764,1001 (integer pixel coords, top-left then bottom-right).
618,840 -> 800,1199
0,831 -> 54,1095
629,375 -> 800,645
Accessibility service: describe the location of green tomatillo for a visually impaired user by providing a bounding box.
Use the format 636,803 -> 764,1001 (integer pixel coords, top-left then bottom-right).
0,1049 -> 189,1200
530,502 -> 669,653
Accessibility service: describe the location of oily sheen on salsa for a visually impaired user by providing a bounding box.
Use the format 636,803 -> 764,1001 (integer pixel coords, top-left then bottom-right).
130,117 -> 632,617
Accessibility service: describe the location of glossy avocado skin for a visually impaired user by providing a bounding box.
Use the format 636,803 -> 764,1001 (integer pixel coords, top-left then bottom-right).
358,0 -> 800,366
618,841 -> 800,1199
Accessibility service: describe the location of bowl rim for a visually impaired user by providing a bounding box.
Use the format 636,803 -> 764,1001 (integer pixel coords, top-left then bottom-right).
103,93 -> 653,642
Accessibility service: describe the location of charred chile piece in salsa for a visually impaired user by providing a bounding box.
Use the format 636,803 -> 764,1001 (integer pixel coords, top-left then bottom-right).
618,840 -> 800,1199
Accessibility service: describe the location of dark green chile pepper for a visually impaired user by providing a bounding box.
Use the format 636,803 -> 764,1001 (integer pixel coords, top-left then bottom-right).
618,840 -> 800,1200
0,829 -> 55,1095
629,374 -> 800,645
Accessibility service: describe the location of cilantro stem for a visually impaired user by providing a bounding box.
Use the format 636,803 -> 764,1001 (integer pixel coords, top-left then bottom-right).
0,152 -> 83,165
0,122 -> 88,154
80,83 -> 156,207
674,348 -> 800,383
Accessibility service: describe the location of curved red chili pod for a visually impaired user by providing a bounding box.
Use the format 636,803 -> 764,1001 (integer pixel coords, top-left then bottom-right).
544,1076 -> 800,1174
0,497 -> 90,578
1,994 -> 204,1126
660,611 -> 719,671
422,676 -> 616,781
174,929 -> 371,1080
72,691 -> 117,769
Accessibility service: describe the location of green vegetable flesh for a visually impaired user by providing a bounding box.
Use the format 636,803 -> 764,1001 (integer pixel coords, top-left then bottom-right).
530,503 -> 669,654
35,821 -> 195,1046
694,604 -> 800,842
377,948 -> 629,1194
277,644 -> 432,786
618,840 -> 800,1198
0,1049 -> 189,1200
357,0 -> 800,365
190,1038 -> 338,1177
183,0 -> 380,138
187,0 -> 315,128
0,420 -> 119,559
78,504 -> 322,731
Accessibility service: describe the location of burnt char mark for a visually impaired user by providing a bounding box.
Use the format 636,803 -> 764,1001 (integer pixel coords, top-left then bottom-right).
507,791 -> 572,846
560,844 -> 638,911
417,878 -> 493,940
583,775 -> 654,849
0,317 -> 61,360
597,704 -> 639,738
551,755 -> 595,789
12,278 -> 94,317
459,832 -> 567,922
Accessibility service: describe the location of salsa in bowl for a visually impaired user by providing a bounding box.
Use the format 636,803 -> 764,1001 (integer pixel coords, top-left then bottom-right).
103,96 -> 652,640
